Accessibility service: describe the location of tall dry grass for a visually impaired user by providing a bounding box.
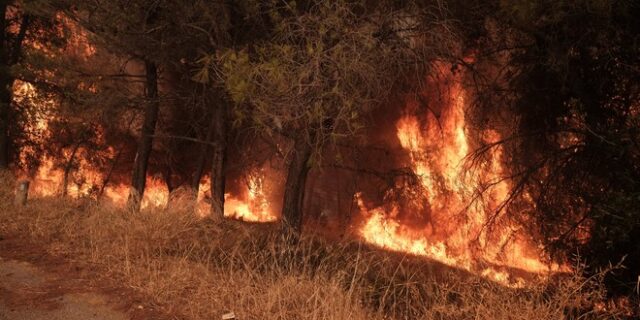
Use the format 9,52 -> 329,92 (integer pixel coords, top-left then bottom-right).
0,173 -> 631,319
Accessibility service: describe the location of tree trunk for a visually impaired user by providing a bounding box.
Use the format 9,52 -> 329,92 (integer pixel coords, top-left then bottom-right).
62,142 -> 82,197
0,9 -> 30,170
209,102 -> 227,220
0,70 -> 10,170
127,60 -> 160,211
98,145 -> 123,199
0,1 -> 11,169
281,134 -> 313,235
191,110 -> 216,192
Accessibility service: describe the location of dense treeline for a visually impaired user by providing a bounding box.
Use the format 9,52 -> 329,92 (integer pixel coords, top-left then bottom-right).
1,0 -> 639,299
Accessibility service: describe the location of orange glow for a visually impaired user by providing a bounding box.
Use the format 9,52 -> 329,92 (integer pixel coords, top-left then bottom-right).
224,195 -> 277,222
224,167 -> 278,222
357,63 -> 568,286
15,79 -> 278,222
14,23 -> 567,286
29,164 -> 277,222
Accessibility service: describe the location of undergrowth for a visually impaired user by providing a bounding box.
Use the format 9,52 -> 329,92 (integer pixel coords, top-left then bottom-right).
0,172 -> 632,319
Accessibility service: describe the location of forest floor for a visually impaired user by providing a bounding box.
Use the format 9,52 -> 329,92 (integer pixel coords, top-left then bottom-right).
0,187 -> 628,319
0,234 -> 171,320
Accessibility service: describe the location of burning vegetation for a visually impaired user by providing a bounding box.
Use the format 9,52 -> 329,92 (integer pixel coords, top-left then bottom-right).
1,0 -> 640,318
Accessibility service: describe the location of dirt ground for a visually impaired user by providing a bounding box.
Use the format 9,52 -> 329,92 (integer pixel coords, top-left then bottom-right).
0,235 -> 172,320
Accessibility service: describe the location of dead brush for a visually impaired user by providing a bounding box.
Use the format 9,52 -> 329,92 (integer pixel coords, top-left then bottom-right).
0,189 -> 631,319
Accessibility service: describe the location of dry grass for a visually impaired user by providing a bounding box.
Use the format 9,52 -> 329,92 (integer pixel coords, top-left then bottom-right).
0,172 -> 630,319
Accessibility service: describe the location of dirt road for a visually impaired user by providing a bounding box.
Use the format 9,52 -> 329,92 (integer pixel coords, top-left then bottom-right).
0,236 -> 171,320
0,257 -> 128,320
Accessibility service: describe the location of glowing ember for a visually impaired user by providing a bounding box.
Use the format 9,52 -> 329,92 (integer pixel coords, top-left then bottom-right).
357,63 -> 568,285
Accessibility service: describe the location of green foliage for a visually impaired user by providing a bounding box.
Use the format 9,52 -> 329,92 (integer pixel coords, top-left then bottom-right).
218,50 -> 252,104
216,0 -> 422,158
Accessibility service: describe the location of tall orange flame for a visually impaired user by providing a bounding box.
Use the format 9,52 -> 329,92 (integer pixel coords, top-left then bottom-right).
224,167 -> 278,222
357,63 -> 567,286
15,41 -> 566,286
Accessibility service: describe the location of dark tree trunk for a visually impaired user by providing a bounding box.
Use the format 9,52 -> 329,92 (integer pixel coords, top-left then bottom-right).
163,166 -> 174,193
0,1 -> 11,169
209,102 -> 227,220
127,60 -> 160,211
281,134 -> 313,235
62,142 -> 82,197
0,69 -> 10,170
98,145 -> 123,199
191,110 -> 216,192
0,10 -> 30,170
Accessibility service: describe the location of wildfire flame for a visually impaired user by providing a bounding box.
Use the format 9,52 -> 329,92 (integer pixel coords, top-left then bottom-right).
224,167 -> 278,222
14,26 -> 567,285
357,63 -> 568,286
14,77 -> 277,222
27,160 -> 277,223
